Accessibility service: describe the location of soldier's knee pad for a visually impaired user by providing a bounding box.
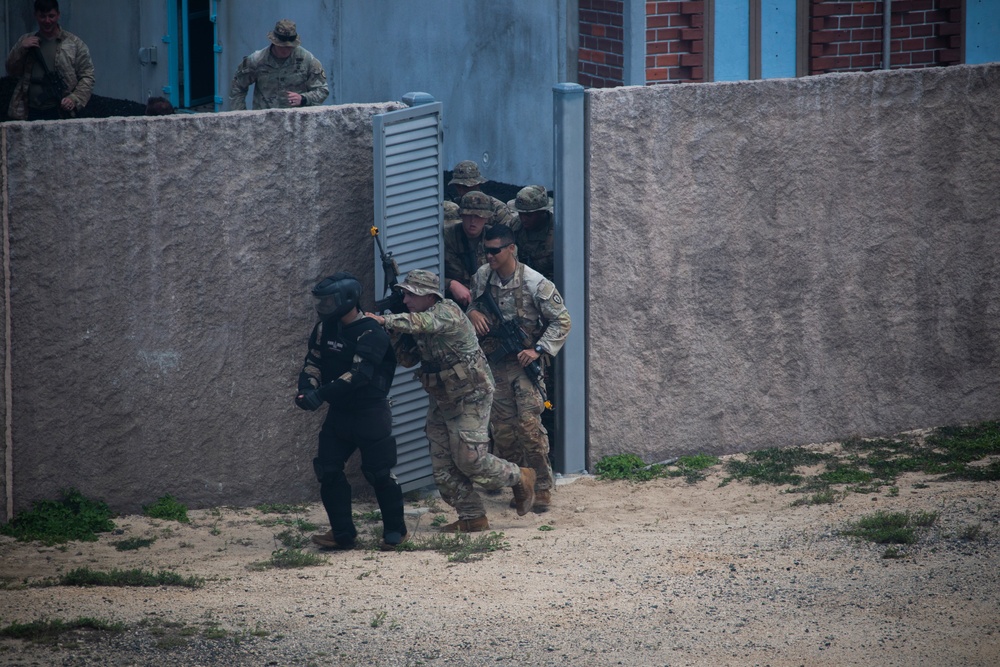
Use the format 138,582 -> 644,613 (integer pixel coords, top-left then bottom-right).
361,437 -> 398,488
312,457 -> 347,486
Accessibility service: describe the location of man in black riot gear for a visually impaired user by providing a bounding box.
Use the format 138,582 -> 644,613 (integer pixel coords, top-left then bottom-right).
296,272 -> 407,551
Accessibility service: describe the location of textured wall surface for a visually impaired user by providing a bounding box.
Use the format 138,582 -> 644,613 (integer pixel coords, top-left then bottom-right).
0,102 -> 401,515
587,64 -> 1000,464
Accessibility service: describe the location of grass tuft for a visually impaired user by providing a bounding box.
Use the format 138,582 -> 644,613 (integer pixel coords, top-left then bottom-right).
841,511 -> 939,545
412,531 -> 509,563
143,495 -> 189,523
0,617 -> 125,644
255,503 -> 310,514
595,453 -> 720,483
111,536 -> 157,551
0,489 -> 115,545
55,567 -> 204,589
249,548 -> 328,570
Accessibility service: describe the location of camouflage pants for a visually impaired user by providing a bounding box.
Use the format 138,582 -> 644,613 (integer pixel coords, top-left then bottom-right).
490,356 -> 554,491
427,392 -> 521,520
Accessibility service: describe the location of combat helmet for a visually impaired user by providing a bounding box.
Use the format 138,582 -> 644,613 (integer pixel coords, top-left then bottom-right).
312,272 -> 361,321
448,160 -> 486,187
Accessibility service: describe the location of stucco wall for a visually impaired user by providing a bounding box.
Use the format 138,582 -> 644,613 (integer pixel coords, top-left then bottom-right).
0,102 -> 401,516
586,64 -> 1000,465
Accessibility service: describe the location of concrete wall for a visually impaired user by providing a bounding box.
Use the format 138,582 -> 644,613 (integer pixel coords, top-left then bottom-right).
3,0 -> 575,186
586,64 -> 1000,465
0,101 -> 402,517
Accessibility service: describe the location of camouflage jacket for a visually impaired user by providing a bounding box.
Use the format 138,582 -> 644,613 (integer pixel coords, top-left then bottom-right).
468,262 -> 571,358
5,28 -> 95,120
449,192 -> 517,228
443,224 -> 488,291
229,46 -> 328,110
514,214 -> 555,282
383,299 -> 494,404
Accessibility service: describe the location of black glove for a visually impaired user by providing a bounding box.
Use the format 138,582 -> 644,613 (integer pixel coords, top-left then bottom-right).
295,389 -> 324,411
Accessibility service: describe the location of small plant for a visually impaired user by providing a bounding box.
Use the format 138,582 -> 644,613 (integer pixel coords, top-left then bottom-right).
255,503 -> 309,514
430,514 -> 448,527
0,617 -> 125,644
0,488 -> 115,545
275,529 -> 309,549
882,546 -> 906,559
370,611 -> 387,628
594,454 -> 664,481
143,495 -> 189,523
55,567 -> 204,589
413,531 -> 509,563
111,536 -> 157,551
958,523 -> 983,541
256,517 -> 318,532
842,511 -> 932,545
202,624 -> 228,640
911,510 -> 939,527
249,548 -> 328,570
538,525 -> 555,531
790,490 -> 837,507
354,510 -> 382,522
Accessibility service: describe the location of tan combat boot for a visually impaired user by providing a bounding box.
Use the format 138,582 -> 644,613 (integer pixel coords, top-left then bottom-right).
511,467 -> 537,516
311,530 -> 354,550
438,516 -> 490,533
533,489 -> 551,513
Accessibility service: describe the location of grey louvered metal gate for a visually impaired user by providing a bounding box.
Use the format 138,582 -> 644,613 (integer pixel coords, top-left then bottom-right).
373,95 -> 444,492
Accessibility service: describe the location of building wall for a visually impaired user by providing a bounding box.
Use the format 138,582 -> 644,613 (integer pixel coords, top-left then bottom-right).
646,1 -> 704,83
586,63 -> 1000,465
0,102 -> 401,517
810,0 -> 962,74
579,0 -> 625,87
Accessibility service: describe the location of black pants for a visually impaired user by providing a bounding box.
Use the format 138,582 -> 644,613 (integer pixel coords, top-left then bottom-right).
313,400 -> 405,544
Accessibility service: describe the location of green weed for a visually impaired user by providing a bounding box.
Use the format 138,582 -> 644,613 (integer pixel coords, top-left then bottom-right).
958,523 -> 984,541
842,511 -> 937,545
430,514 -> 448,527
249,548 -> 328,570
0,489 -> 115,545
255,517 -> 318,532
790,490 -> 838,507
538,525 -> 555,531
411,531 -> 509,563
111,536 -> 156,551
142,495 -> 189,523
255,503 -> 310,514
370,611 -> 387,628
723,447 -> 832,487
354,510 -> 382,522
0,617 -> 125,644
275,529 -> 309,549
54,567 -> 204,589
595,453 -> 720,483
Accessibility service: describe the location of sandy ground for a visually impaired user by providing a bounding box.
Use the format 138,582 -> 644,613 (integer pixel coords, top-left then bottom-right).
1,449 -> 998,667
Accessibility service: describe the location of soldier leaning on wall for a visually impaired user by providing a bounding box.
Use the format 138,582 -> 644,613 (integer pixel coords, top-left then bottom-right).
295,272 -> 408,552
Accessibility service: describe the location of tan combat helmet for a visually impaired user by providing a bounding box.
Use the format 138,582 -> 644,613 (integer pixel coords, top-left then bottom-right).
459,191 -> 493,219
268,19 -> 301,47
395,270 -> 444,299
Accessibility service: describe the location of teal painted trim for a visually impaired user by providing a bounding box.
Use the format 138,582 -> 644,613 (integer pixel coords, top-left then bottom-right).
715,0 -> 751,81
967,0 -> 1000,64
182,0 -> 192,108
761,0 -> 797,78
165,0 -> 180,109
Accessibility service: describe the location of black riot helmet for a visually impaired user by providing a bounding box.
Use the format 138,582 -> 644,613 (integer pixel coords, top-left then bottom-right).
312,272 -> 361,322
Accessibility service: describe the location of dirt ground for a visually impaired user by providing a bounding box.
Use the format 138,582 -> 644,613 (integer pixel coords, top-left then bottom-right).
1,447 -> 998,667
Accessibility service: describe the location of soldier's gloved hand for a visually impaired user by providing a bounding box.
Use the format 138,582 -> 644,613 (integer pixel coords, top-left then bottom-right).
295,389 -> 324,411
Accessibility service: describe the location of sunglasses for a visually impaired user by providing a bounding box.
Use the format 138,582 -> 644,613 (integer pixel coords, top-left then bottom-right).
484,245 -> 510,256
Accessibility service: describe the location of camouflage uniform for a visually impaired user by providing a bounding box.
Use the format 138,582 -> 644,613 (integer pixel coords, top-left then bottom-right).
229,20 -> 328,110
469,262 -> 571,493
5,27 -> 94,120
382,272 -> 523,520
444,191 -> 508,294
508,185 -> 556,282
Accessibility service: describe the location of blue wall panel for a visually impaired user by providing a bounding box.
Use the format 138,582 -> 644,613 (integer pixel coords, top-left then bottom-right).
967,0 -> 1000,65
761,0 -> 797,78
714,0 -> 751,81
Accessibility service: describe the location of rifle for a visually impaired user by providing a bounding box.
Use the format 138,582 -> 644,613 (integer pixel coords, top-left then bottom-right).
476,285 -> 552,410
371,225 -> 406,315
33,46 -> 66,109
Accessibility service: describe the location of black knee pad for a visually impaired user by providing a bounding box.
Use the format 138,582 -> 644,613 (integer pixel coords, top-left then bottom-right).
313,457 -> 347,486
361,436 -> 398,488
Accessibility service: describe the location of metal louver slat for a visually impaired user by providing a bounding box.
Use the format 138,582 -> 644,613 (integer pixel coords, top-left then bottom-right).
373,97 -> 444,493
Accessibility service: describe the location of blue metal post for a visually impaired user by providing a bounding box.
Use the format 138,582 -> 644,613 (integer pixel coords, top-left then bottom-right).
623,0 -> 647,86
553,83 -> 587,474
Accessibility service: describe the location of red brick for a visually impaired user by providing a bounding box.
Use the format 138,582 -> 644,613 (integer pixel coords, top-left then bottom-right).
681,28 -> 701,40
910,24 -> 933,38
647,41 -> 670,54
924,36 -> 948,50
679,1 -> 704,12
850,28 -> 876,41
689,13 -> 703,28
891,26 -> 911,39
680,53 -> 702,66
647,67 -> 670,81
655,2 -> 681,11
901,38 -> 924,51
813,55 -> 852,70
938,0 -> 961,8
910,50 -> 933,64
890,52 -> 911,65
838,41 -> 862,55
895,0 -> 933,10
840,16 -> 863,29
646,55 -> 655,67
592,24 -> 607,37
690,39 -> 703,53
940,48 -> 961,62
653,28 -> 681,41
948,9 -> 961,22
902,12 -> 924,25
813,30 -> 852,44
690,66 -> 704,81
938,22 -> 960,36
862,41 -> 883,53
947,35 -> 960,48
607,27 -> 624,40
810,44 -> 825,58
811,17 -> 826,31
862,15 -> 883,27
655,53 -> 681,66
670,14 -> 691,26
646,28 -> 657,40
851,54 -> 876,68
669,40 -> 689,53
648,14 -> 671,28
851,2 -> 877,14
812,3 -> 853,17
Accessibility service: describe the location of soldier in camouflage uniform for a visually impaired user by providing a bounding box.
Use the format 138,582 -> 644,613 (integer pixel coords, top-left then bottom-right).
442,200 -> 460,226
467,226 -> 571,512
369,270 -> 536,532
229,19 -> 328,110
447,160 -> 516,228
443,191 -> 496,308
508,185 -> 555,282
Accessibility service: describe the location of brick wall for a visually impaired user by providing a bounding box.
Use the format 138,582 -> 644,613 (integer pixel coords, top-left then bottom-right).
646,1 -> 706,83
579,0 -> 626,88
810,0 -> 962,74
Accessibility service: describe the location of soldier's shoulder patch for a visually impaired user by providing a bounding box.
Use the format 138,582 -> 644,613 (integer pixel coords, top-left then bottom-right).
552,293 -> 563,305
535,279 -> 556,300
